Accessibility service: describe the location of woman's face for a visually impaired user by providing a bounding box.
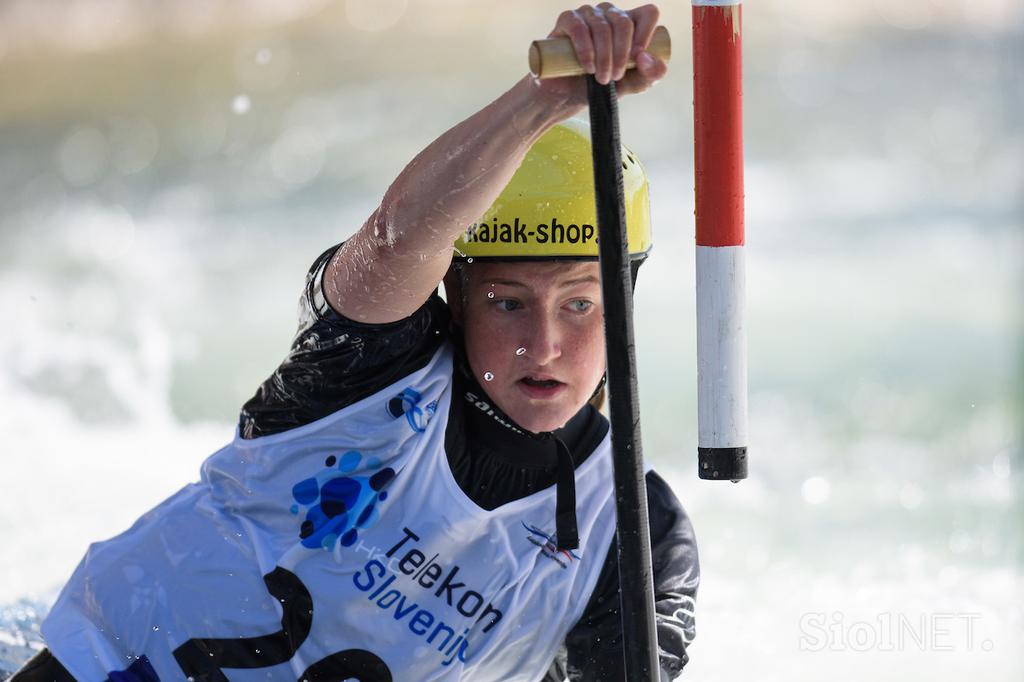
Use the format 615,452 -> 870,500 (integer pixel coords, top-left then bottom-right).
448,260 -> 607,433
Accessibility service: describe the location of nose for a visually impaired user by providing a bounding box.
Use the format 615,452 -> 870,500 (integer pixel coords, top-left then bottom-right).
523,309 -> 561,366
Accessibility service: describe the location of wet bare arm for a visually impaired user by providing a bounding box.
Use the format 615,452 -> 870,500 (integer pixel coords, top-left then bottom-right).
325,4 -> 667,324
324,76 -> 571,324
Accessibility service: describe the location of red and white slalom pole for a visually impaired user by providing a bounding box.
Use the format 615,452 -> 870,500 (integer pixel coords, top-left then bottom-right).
693,0 -> 748,481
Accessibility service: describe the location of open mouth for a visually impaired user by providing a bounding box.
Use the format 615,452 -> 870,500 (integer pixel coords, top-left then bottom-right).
517,376 -> 567,398
520,377 -> 563,389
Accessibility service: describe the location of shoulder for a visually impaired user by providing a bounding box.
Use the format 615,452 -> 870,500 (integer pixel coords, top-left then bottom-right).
300,243 -> 451,339
238,244 -> 453,440
646,471 -> 697,548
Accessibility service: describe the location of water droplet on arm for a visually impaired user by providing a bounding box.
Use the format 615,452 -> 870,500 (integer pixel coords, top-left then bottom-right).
483,372 -> 494,382
515,347 -> 526,356
487,292 -> 495,298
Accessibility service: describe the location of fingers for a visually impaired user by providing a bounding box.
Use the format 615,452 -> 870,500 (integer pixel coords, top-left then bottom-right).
551,4 -> 663,85
598,4 -> 634,81
616,50 -> 668,96
551,9 -> 596,74
577,6 -> 614,84
627,4 -> 660,60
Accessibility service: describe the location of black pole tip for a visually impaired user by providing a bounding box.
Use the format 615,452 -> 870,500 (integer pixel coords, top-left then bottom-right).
698,447 -> 748,481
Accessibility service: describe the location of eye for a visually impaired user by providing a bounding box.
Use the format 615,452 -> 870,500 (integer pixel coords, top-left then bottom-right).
568,299 -> 594,313
493,299 -> 521,312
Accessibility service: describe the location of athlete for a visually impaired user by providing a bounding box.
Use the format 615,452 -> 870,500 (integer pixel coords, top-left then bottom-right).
13,4 -> 698,680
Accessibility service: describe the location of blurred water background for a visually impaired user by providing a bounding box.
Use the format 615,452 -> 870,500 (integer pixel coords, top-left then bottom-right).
0,0 -> 1021,679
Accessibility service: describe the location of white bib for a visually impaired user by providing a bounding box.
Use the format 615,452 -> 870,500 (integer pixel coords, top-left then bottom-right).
42,344 -> 619,682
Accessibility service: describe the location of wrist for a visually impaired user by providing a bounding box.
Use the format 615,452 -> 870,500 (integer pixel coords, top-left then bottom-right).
506,75 -> 585,140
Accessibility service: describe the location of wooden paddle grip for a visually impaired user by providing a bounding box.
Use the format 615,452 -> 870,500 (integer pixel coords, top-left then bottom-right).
529,25 -> 671,79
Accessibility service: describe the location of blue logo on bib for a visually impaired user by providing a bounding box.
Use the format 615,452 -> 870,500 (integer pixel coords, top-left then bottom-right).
387,387 -> 437,433
289,451 -> 396,550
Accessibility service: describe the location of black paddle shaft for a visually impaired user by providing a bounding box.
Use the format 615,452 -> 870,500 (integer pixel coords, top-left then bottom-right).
586,76 -> 660,681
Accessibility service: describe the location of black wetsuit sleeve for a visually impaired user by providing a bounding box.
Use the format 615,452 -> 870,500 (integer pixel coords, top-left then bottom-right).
238,243 -> 450,439
7,650 -> 76,681
557,471 -> 699,681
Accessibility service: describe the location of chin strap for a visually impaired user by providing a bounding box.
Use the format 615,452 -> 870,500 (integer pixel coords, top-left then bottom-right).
552,434 -> 579,551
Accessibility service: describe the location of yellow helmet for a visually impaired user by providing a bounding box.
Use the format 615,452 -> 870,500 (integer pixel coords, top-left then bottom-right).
453,118 -> 652,261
